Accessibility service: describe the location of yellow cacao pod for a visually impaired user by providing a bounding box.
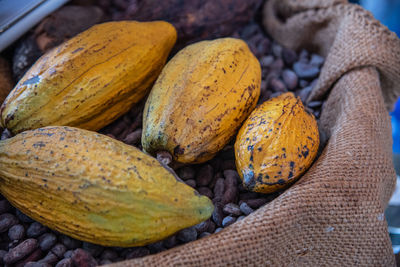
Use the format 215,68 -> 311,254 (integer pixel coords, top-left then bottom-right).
0,126 -> 213,247
142,38 -> 261,164
0,21 -> 177,134
235,92 -> 319,194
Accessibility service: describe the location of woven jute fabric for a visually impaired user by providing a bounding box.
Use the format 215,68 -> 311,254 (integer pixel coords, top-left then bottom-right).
112,0 -> 400,266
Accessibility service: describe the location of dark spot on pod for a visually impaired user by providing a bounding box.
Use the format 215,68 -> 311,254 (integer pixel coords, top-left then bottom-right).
222,68 -> 226,73
277,179 -> 286,185
32,142 -> 46,148
71,47 -> 84,54
290,161 -> 295,168
302,145 -> 309,158
257,147 -> 262,152
247,145 -> 254,151
174,145 -> 185,156
288,171 -> 294,179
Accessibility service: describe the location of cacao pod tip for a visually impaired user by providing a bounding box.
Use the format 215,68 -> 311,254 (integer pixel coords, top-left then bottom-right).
195,196 -> 214,221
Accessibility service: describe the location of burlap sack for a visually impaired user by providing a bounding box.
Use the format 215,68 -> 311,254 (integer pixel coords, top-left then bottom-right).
112,0 -> 400,265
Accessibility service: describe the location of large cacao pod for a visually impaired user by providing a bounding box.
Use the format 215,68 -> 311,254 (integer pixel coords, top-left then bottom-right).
1,21 -> 176,134
142,38 -> 261,164
0,126 -> 213,247
235,92 -> 319,194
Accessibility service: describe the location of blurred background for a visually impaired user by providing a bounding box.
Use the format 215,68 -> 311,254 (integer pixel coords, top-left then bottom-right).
349,0 -> 400,254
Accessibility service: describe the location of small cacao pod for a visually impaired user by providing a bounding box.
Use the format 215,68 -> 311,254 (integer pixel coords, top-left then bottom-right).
235,92 -> 319,193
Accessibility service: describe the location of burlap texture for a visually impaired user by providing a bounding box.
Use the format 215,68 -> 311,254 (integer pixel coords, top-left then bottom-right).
112,0 -> 400,266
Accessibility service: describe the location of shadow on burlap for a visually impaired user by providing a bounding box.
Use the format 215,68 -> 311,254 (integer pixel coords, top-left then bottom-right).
113,0 -> 400,266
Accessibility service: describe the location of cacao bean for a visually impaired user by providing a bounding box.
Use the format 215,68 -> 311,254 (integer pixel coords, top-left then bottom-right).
245,198 -> 269,209
0,213 -> 18,233
14,248 -> 43,267
27,222 -> 47,238
71,248 -> 97,267
0,199 -> 11,214
82,242 -> 103,257
8,224 -> 25,240
38,251 -> 58,265
196,165 -> 214,186
177,227 -> 197,243
163,235 -> 177,249
222,216 -> 236,227
178,166 -> 195,180
223,203 -> 242,216
51,243 -> 67,258
38,233 -> 57,251
197,187 -> 214,199
4,238 -> 38,264
239,202 -> 254,215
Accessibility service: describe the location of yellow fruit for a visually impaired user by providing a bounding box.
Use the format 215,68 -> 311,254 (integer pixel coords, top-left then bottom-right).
0,21 -> 177,134
235,92 -> 319,194
142,38 -> 261,164
0,126 -> 213,247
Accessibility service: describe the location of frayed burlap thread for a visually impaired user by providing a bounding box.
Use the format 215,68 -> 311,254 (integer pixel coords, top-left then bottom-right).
112,0 -> 400,266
